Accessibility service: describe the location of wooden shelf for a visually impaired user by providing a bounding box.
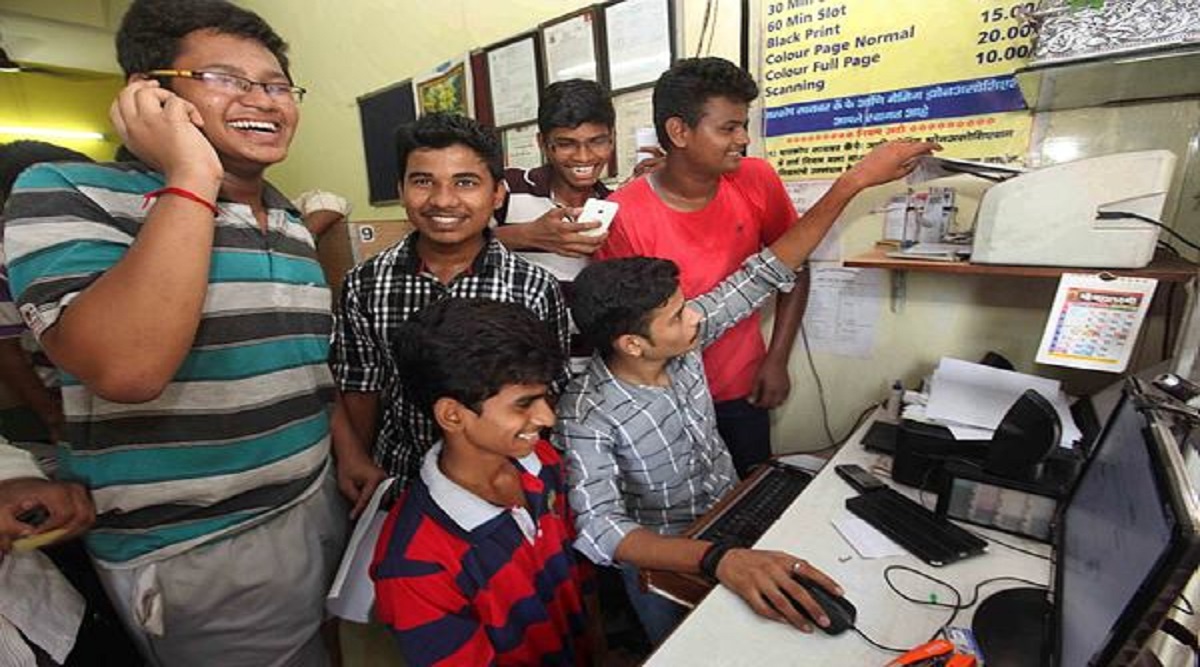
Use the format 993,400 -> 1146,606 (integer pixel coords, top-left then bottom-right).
844,247 -> 1198,283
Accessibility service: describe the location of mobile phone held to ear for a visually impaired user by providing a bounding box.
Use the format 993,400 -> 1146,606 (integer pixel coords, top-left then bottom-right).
577,199 -> 618,237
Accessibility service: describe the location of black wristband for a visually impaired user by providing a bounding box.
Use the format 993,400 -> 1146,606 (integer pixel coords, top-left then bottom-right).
699,541 -> 736,580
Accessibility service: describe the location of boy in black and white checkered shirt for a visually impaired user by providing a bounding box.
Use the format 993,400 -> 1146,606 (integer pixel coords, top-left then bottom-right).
331,113 -> 570,507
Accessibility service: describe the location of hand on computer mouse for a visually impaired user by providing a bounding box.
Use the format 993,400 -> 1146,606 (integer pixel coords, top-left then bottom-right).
715,548 -> 844,633
787,575 -> 858,635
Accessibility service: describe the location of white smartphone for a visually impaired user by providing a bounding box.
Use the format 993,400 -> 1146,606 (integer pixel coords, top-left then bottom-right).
577,198 -> 619,237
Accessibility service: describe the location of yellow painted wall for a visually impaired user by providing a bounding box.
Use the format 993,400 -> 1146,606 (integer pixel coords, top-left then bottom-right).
0,70 -> 124,161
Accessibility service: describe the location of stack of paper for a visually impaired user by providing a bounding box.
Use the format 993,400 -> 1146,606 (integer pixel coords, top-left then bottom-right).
921,358 -> 1083,448
326,478 -> 395,623
906,156 -> 1025,185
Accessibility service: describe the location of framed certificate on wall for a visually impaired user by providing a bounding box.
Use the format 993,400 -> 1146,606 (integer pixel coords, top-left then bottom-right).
486,34 -> 542,128
612,86 -> 654,178
604,0 -> 675,92
541,8 -> 603,84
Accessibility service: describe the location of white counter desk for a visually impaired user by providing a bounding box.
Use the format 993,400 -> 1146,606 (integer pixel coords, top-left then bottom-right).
645,412 -> 1053,666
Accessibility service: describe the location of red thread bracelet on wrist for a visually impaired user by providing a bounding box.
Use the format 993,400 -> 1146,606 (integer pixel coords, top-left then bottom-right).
143,187 -> 219,215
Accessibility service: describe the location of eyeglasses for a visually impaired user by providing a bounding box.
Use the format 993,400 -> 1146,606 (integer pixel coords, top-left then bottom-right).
547,135 -> 613,155
145,69 -> 306,103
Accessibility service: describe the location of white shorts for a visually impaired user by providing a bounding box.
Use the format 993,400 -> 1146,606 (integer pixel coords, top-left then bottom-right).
95,472 -> 348,667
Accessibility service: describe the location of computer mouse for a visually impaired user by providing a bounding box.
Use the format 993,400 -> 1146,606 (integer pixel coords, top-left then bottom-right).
786,576 -> 857,635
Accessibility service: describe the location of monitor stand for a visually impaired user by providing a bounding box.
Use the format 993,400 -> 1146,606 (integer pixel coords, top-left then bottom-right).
971,587 -> 1053,667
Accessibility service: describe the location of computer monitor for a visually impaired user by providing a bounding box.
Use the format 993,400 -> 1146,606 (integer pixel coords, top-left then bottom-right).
972,378 -> 1200,666
1055,378 -> 1200,666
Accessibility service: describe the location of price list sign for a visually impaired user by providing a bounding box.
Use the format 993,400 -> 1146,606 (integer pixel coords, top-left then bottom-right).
761,0 -> 1036,180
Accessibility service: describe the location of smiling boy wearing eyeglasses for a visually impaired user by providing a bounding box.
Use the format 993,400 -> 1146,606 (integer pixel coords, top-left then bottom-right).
492,79 -> 616,266
2,0 -> 348,664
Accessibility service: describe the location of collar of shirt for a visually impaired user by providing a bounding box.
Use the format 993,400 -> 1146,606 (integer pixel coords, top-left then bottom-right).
395,229 -> 506,277
420,441 -> 544,539
258,181 -> 303,217
579,349 -> 691,393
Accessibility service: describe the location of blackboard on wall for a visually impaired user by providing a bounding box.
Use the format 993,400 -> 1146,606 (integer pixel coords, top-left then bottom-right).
357,80 -> 416,206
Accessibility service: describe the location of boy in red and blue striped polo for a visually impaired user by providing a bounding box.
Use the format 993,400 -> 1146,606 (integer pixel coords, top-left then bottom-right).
372,298 -> 591,666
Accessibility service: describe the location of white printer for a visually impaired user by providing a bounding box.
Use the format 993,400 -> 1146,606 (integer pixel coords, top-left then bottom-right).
971,150 -> 1177,268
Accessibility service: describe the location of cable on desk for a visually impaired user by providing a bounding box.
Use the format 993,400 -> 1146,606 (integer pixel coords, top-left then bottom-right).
850,625 -> 910,654
882,565 -> 964,641
882,565 -> 1046,641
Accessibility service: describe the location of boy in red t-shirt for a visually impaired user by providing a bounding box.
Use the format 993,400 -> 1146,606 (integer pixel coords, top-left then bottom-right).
372,298 -> 591,666
598,57 -> 809,477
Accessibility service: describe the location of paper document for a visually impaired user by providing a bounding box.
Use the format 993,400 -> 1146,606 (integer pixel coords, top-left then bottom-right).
802,264 -> 885,359
784,180 -> 840,261
326,478 -> 395,623
907,156 -> 1025,185
832,515 -> 906,559
882,196 -> 911,242
925,358 -> 1082,448
903,403 -> 995,440
1036,273 -> 1157,373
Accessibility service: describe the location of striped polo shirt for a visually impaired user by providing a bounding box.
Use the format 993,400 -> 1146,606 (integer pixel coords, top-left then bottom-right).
372,440 -> 591,666
3,161 -> 334,566
0,265 -> 57,389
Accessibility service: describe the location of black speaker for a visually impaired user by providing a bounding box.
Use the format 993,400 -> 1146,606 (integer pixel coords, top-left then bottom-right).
986,389 -> 1060,482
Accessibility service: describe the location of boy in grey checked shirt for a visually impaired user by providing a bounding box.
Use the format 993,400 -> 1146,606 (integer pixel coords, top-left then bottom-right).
555,139 -> 938,643
331,113 -> 570,512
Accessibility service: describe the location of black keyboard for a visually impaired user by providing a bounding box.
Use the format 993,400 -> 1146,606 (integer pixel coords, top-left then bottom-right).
696,465 -> 813,547
846,488 -> 987,566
